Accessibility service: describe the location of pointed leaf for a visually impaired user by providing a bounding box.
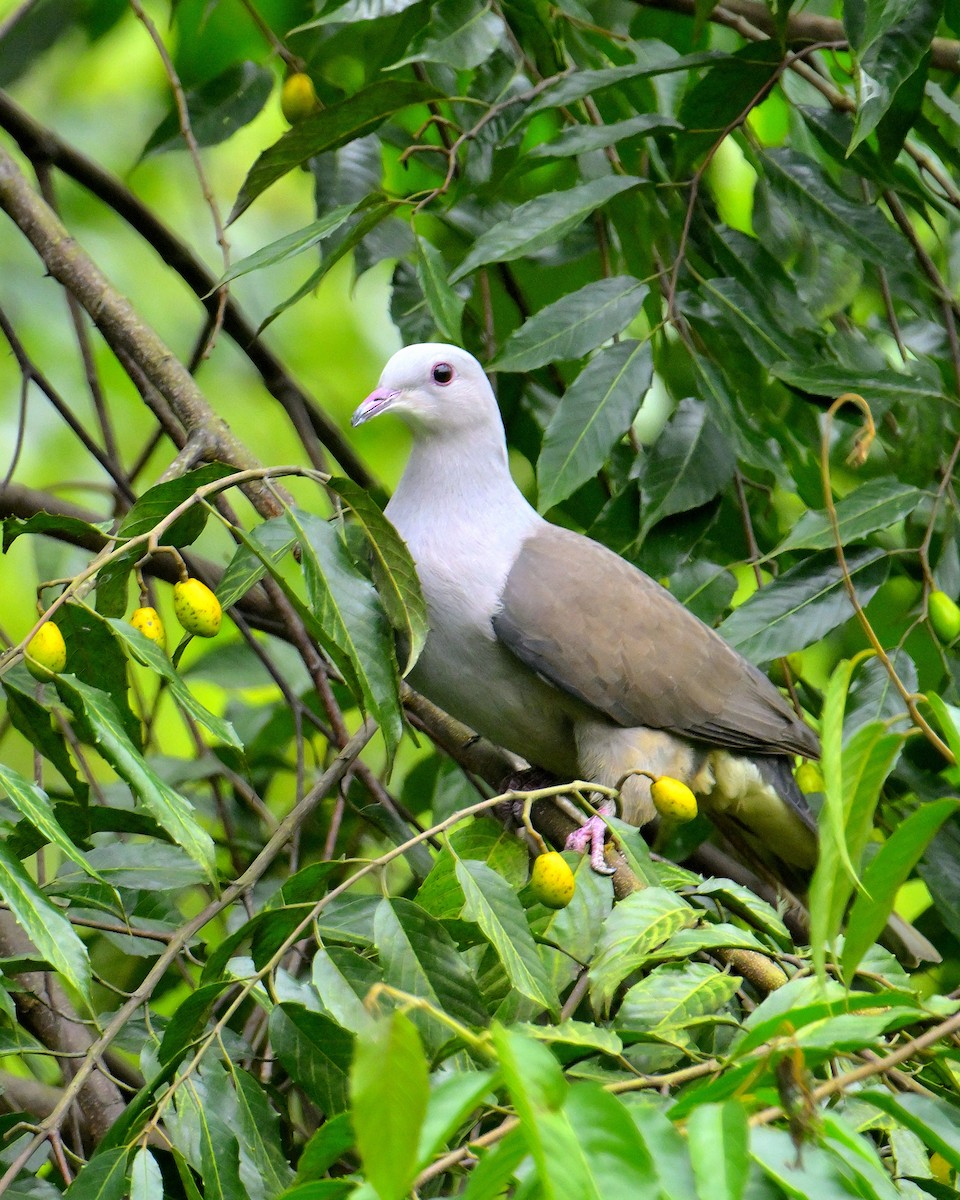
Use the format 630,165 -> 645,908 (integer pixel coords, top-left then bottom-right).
216,202 -> 364,286
537,340 -> 653,512
640,396 -> 735,535
0,838 -> 91,1002
493,278 -> 648,373
231,80 -> 441,220
142,62 -> 272,156
455,858 -> 559,1014
106,618 -> 242,749
718,547 -> 888,663
326,476 -> 428,675
64,1148 -> 129,1200
415,237 -> 464,343
53,675 -> 217,880
351,1012 -> 429,1200
450,176 -> 644,282
770,479 -> 924,556
0,763 -> 104,882
842,797 -> 957,980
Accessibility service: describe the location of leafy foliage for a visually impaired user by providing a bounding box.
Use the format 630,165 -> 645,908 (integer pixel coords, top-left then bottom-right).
1,1 -> 960,1198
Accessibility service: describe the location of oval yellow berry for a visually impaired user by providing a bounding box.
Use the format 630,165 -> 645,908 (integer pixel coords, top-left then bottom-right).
650,776 -> 698,822
25,621 -> 67,679
795,762 -> 824,794
929,590 -> 960,644
281,73 -> 319,124
173,579 -> 222,638
530,852 -> 575,909
130,606 -> 165,648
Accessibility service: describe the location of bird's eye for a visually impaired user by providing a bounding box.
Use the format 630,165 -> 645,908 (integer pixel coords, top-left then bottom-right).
432,362 -> 454,385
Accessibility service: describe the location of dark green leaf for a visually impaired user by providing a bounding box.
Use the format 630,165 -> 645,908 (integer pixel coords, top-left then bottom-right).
415,238 -> 464,343
450,176 -> 644,283
528,113 -> 681,159
537,341 -> 653,512
216,202 -> 365,286
64,1149 -> 129,1200
718,547 -> 889,663
270,1005 -> 354,1115
392,0 -> 503,69
493,278 -> 648,373
770,479 -> 925,556
230,80 -> 442,221
640,397 -> 735,536
326,476 -> 428,676
0,838 -> 91,1002
142,62 -> 273,157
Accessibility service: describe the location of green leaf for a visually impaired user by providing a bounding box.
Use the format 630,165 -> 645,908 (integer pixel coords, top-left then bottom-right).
589,888 -> 698,1015
142,62 -> 273,156
850,0 -> 940,152
230,80 -> 442,221
373,898 -> 488,1048
537,340 -> 653,512
351,1012 -> 429,1200
216,202 -> 365,286
286,508 -> 403,761
391,0 -> 503,69
53,674 -> 217,881
231,1067 -> 296,1200
260,201 -> 394,330
2,510 -> 112,553
216,517 -> 297,611
527,113 -> 681,159
416,1068 -> 499,1168
687,1102 -> 749,1200
2,675 -> 89,802
769,360 -> 945,411
129,1147 -> 163,1200
842,797 -> 957,980
270,1004 -> 354,1115
415,237 -> 464,343
493,278 -> 648,373
770,479 -> 924,556
0,837 -> 92,1003
326,476 -> 428,676
105,617 -> 242,749
454,858 -> 559,1014
0,763 -> 104,883
618,961 -> 740,1034
858,1092 -> 960,1170
718,547 -> 889,663
762,148 -> 907,271
639,396 -> 735,536
450,176 -> 644,282
64,1148 -> 129,1200
525,48 -> 719,115
676,42 -> 782,171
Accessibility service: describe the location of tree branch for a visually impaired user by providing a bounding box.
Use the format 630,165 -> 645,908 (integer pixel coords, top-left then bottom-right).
0,91 -> 373,489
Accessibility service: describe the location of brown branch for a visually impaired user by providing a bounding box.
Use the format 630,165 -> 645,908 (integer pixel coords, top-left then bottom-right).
0,91 -> 372,488
0,913 -> 126,1147
631,0 -> 960,73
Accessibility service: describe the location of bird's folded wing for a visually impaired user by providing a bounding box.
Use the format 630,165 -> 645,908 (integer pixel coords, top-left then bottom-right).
493,525 -> 819,760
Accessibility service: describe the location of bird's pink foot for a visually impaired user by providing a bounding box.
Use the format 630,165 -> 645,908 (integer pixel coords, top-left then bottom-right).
564,803 -> 617,875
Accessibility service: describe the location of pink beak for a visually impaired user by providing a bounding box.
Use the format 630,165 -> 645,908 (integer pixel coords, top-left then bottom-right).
352,386 -> 399,427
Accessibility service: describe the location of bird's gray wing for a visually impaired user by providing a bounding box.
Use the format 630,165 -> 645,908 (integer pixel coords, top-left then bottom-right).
492,525 -> 819,760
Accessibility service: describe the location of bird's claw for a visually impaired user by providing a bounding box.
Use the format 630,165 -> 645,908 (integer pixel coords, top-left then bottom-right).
564,803 -> 617,875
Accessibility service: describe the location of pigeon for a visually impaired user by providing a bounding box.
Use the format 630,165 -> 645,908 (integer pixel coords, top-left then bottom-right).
352,342 -> 823,873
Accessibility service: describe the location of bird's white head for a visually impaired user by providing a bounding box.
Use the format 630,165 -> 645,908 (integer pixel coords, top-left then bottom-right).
351,343 -> 502,437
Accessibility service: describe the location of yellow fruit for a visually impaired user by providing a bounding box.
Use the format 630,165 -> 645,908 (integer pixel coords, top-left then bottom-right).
650,776 -> 698,822
796,762 -> 824,794
173,579 -> 222,638
929,590 -> 960,644
530,852 -> 575,909
25,621 -> 67,678
281,73 -> 319,124
130,606 -> 165,648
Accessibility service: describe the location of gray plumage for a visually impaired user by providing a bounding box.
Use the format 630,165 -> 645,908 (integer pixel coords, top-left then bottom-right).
352,342 -> 821,870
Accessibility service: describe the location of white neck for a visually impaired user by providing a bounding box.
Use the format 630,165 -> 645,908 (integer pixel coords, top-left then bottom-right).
387,423 -> 540,550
